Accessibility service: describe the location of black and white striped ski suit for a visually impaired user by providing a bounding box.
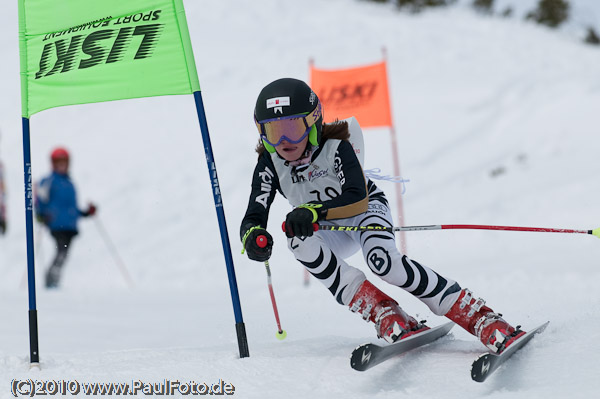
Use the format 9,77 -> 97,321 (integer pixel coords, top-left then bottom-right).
241,119 -> 462,316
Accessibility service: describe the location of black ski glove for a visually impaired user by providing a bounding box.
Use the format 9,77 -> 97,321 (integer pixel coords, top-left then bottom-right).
242,227 -> 273,262
284,207 -> 317,238
0,219 -> 5,235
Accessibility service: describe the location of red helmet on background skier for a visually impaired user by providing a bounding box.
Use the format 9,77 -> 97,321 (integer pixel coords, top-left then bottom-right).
50,147 -> 69,162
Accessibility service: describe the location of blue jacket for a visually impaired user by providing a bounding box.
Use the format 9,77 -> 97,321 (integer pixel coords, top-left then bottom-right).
35,172 -> 82,233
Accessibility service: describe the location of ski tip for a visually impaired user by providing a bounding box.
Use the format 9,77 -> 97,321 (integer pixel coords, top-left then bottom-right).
536,321 -> 550,334
514,321 -> 550,338
471,353 -> 491,383
350,360 -> 368,372
592,227 -> 600,239
350,343 -> 374,372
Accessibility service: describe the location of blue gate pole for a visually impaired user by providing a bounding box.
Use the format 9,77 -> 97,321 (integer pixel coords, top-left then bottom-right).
22,117 -> 40,366
192,91 -> 249,358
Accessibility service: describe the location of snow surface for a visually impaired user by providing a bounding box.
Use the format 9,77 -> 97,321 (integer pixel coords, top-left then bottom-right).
1,0 -> 600,398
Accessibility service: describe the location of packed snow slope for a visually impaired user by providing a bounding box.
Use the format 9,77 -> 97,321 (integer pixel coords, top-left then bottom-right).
1,0 -> 599,398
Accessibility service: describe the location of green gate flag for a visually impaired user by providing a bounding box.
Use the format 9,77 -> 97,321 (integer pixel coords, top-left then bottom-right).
18,0 -> 200,118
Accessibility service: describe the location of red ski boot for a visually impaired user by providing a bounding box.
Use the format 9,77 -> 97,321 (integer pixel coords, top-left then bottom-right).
349,280 -> 429,343
445,289 -> 525,353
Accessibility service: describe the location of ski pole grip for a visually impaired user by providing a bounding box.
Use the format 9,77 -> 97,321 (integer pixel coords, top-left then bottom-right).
280,222 -> 320,232
256,235 -> 268,248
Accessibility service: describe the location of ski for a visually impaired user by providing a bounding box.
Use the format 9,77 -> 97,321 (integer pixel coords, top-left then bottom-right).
471,321 -> 549,382
350,321 -> 455,371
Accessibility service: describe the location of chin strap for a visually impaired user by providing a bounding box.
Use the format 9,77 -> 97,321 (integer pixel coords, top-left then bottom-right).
286,146 -> 315,167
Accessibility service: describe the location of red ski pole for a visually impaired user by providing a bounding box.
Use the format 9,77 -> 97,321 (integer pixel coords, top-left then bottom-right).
256,235 -> 287,340
303,223 -> 600,238
281,221 -> 599,238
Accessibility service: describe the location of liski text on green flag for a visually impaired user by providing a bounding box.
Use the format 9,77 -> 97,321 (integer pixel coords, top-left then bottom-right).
18,0 -> 200,117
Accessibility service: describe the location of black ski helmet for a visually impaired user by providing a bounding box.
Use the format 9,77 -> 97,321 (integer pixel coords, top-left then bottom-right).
254,78 -> 323,153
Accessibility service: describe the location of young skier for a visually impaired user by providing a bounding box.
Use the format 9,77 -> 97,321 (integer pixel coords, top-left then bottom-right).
240,78 -> 525,353
35,147 -> 97,288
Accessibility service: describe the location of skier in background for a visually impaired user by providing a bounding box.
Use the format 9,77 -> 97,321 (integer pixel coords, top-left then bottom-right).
35,147 -> 97,288
240,78 -> 526,353
0,155 -> 6,236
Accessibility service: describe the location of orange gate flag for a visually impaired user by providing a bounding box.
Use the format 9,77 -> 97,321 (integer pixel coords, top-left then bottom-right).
310,61 -> 392,128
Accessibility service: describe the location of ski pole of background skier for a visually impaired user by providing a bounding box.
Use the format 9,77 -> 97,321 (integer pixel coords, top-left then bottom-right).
305,223 -> 600,237
256,234 -> 287,340
94,217 -> 135,288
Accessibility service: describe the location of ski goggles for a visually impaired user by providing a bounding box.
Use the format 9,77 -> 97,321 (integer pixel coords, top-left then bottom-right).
255,100 -> 322,147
